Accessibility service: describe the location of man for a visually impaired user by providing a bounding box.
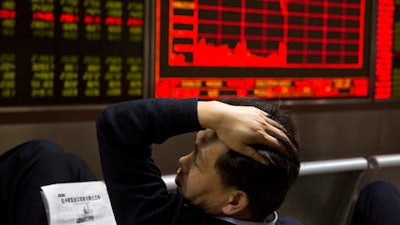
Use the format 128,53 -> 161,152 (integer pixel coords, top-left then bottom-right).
97,97 -> 301,225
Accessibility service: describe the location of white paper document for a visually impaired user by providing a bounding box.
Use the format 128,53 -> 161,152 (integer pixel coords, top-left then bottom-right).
41,181 -> 116,225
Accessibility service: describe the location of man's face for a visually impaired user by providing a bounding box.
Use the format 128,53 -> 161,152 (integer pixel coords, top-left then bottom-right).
175,129 -> 235,215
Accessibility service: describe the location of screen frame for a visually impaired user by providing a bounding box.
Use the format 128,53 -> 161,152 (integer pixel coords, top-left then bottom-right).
153,0 -> 381,103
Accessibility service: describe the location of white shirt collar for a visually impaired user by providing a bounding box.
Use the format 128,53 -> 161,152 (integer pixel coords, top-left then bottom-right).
217,211 -> 278,225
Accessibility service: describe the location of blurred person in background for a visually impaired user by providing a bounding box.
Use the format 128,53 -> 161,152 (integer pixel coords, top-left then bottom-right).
352,181 -> 400,225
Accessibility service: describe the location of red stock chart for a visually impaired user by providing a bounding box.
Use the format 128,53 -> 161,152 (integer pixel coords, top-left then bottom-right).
169,0 -> 365,68
155,0 -> 371,100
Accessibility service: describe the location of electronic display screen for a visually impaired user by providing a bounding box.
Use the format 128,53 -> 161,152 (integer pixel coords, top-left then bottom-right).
0,0 -> 145,106
155,0 -> 372,100
374,0 -> 400,100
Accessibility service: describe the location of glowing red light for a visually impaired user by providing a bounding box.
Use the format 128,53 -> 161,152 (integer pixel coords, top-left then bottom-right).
375,0 -> 394,99
156,77 -> 369,99
60,13 -> 78,23
32,11 -> 54,22
127,18 -> 143,26
84,15 -> 101,24
0,9 -> 15,19
226,79 -> 254,88
104,17 -> 122,26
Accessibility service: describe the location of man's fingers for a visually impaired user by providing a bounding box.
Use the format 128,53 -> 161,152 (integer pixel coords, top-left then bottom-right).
239,145 -> 270,166
259,130 -> 288,155
260,117 -> 298,158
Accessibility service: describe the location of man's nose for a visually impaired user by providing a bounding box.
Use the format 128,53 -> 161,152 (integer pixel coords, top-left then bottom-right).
178,155 -> 189,173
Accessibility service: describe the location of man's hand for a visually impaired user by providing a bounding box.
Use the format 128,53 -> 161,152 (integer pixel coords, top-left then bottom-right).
198,101 -> 293,165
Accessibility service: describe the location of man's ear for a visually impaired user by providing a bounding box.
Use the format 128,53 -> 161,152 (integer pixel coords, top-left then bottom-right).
221,190 -> 249,216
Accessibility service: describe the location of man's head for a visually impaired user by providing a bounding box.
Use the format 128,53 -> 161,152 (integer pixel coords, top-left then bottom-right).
175,98 -> 300,221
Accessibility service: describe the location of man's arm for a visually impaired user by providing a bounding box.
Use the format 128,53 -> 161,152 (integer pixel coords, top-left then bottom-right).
96,98 -> 202,224
96,98 -> 201,152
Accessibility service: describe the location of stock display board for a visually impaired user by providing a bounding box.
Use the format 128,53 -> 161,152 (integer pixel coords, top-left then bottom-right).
374,0 -> 400,100
0,0 -> 144,106
155,0 -> 372,99
396,0 -> 400,99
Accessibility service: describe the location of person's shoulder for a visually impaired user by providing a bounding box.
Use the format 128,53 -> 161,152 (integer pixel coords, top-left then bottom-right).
276,215 -> 304,225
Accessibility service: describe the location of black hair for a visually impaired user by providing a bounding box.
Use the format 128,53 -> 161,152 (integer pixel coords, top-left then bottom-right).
215,98 -> 300,219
